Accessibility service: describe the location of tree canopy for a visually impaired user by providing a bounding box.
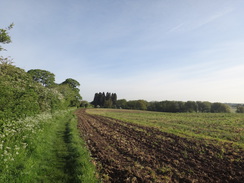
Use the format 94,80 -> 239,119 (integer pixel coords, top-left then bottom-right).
236,105 -> 244,113
27,69 -> 55,87
61,78 -> 80,88
0,23 -> 14,51
91,92 -> 117,108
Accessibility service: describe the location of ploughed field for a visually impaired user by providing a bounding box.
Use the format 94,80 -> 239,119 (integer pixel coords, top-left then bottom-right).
76,109 -> 244,182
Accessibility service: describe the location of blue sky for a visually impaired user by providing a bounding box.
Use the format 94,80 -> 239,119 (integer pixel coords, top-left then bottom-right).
1,0 -> 244,103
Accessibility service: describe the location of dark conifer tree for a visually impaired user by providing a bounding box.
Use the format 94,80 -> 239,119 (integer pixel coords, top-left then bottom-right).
111,93 -> 117,106
91,92 -> 117,108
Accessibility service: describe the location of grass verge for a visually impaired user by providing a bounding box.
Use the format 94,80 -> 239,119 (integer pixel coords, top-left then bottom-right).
0,109 -> 98,183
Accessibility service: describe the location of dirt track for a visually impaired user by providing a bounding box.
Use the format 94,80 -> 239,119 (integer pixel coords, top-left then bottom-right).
75,109 -> 244,183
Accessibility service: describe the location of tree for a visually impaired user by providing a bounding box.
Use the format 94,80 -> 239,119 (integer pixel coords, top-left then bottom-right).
197,101 -> 211,112
55,83 -> 81,107
27,69 -> 55,87
104,99 -> 113,108
0,23 -> 14,51
61,78 -> 80,88
127,100 -> 148,110
60,78 -> 81,107
91,92 -> 117,108
116,99 -> 127,109
185,101 -> 198,112
236,105 -> 244,113
211,103 -> 231,113
80,100 -> 90,108
111,93 -> 117,106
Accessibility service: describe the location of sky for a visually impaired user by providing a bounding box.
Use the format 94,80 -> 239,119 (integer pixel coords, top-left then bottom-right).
1,0 -> 244,103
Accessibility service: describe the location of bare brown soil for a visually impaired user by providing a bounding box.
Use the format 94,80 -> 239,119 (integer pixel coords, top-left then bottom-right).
75,109 -> 244,183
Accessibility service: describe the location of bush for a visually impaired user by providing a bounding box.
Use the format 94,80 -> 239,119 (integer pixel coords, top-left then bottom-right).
211,103 -> 231,113
236,106 -> 244,113
0,60 -> 66,121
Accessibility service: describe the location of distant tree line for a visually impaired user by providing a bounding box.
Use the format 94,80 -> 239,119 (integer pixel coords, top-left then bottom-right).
90,91 -> 235,113
116,99 -> 232,113
91,92 -> 117,108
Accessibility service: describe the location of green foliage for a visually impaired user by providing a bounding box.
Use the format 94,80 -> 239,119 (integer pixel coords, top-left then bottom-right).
0,23 -> 14,51
91,92 -> 117,108
59,78 -> 82,107
236,105 -> 244,113
61,78 -> 80,88
35,86 -> 64,112
211,103 -> 231,113
197,101 -> 211,112
27,69 -> 55,87
127,100 -> 148,110
185,101 -> 198,112
0,60 -> 40,120
55,84 -> 82,107
0,59 -> 81,121
0,109 -> 98,182
116,99 -> 127,109
80,100 -> 91,108
148,100 -> 230,113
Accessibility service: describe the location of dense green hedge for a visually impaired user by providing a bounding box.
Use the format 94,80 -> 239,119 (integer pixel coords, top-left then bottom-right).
0,62 -> 40,121
0,60 -> 80,122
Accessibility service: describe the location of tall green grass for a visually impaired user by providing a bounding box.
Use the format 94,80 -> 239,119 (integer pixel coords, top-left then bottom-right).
0,109 -> 98,183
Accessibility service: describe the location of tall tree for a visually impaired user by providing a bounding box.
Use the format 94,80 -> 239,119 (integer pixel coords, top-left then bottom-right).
27,69 -> 55,87
105,92 -> 111,101
61,78 -> 80,88
91,92 -> 117,108
111,93 -> 117,106
59,78 -> 82,107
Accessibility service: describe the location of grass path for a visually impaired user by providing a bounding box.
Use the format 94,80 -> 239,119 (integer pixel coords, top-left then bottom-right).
36,111 -> 98,183
0,109 -> 98,183
45,117 -> 76,182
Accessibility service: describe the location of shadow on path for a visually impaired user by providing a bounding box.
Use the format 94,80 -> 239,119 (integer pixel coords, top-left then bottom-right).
53,120 -> 82,183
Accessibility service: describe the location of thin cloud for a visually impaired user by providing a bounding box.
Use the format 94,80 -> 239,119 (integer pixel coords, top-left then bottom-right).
168,23 -> 185,33
193,8 -> 235,29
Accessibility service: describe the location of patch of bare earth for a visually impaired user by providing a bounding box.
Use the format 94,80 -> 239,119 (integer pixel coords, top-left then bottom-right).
75,109 -> 244,183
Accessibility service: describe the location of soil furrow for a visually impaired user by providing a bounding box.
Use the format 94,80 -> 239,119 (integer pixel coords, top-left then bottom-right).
76,109 -> 244,183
